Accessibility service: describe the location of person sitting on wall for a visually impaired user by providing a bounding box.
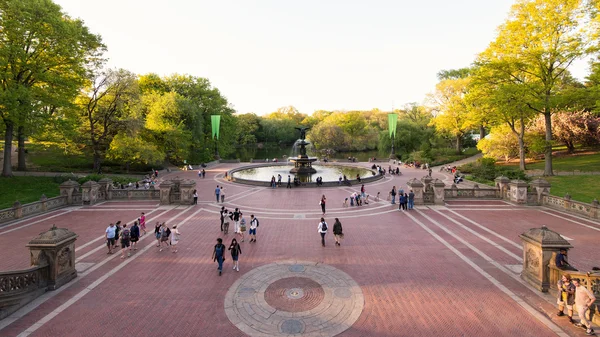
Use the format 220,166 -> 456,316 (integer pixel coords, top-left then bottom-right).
556,249 -> 577,271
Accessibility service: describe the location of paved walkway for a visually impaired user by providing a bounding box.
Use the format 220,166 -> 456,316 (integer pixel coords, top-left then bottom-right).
0,162 -> 598,337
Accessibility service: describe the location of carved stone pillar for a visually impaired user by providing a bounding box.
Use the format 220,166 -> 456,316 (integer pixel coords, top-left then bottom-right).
406,178 -> 424,205
98,178 -> 113,200
13,201 -> 23,219
159,181 -> 173,205
179,179 -> 197,205
27,225 -> 78,290
529,179 -> 551,205
40,194 -> 48,211
494,176 -> 510,200
59,180 -> 80,205
509,180 -> 529,204
432,179 -> 446,205
519,226 -> 572,292
81,181 -> 99,205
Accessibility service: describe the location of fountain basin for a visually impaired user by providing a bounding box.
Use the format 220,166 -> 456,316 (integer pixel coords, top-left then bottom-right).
228,163 -> 383,187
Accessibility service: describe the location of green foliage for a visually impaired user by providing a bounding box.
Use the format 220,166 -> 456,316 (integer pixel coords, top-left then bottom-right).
460,157 -> 528,182
0,0 -> 105,175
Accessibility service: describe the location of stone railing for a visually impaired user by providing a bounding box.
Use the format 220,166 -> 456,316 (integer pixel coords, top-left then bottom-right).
549,263 -> 600,325
110,189 -> 161,200
0,264 -> 49,320
444,185 -> 501,199
0,196 -> 68,225
542,194 -> 599,220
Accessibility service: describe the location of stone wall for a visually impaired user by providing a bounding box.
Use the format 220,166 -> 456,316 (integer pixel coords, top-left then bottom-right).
0,196 -> 68,225
542,195 -> 599,220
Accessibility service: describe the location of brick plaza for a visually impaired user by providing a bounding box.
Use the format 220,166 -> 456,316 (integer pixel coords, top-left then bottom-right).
0,162 -> 598,337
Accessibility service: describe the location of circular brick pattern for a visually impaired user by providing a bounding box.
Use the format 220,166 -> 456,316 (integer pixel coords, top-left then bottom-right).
225,261 -> 364,337
264,277 -> 324,312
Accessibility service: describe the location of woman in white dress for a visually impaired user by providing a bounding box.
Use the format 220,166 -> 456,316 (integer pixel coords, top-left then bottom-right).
170,225 -> 180,253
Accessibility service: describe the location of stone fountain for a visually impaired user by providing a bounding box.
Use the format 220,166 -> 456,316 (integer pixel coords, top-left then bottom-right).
289,127 -> 317,174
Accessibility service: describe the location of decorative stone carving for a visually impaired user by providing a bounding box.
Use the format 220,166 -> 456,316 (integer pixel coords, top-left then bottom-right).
81,181 -> 99,205
432,179 -> 446,205
98,178 -> 113,200
26,225 -> 78,290
59,180 -> 80,205
495,176 -> 510,199
406,178 -> 424,205
159,180 -> 173,205
509,180 -> 529,204
519,226 -> 572,292
529,179 -> 551,205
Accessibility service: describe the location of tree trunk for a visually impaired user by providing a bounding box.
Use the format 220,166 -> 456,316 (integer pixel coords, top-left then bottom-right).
543,112 -> 553,176
518,117 -> 527,171
565,141 -> 575,154
93,153 -> 102,174
2,121 -> 14,177
17,126 -> 26,171
518,135 -> 526,171
455,135 -> 462,154
479,125 -> 486,141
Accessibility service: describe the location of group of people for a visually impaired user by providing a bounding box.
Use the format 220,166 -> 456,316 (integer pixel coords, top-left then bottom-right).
104,212 -> 149,258
154,221 -> 181,253
197,169 -> 206,178
389,186 -> 415,210
556,272 -> 596,335
214,185 -> 225,203
317,217 -> 344,246
213,207 -> 260,275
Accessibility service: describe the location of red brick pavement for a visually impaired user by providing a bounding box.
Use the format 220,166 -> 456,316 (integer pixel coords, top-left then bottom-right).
0,164 -> 597,337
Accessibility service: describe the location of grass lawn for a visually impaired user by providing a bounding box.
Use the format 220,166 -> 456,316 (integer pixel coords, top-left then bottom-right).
0,176 -> 61,210
537,175 -> 599,203
501,150 -> 600,172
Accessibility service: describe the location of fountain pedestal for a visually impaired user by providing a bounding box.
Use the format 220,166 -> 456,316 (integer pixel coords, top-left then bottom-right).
289,135 -> 317,174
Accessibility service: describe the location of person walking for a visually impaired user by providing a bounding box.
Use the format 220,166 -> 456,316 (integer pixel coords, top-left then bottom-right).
159,223 -> 171,252
105,223 -> 117,254
228,238 -> 242,272
215,185 -> 221,203
170,225 -> 180,253
277,174 -> 282,187
408,190 -> 415,210
320,195 -> 327,215
213,238 -> 226,276
573,278 -> 596,335
139,212 -> 147,235
361,185 -> 366,198
120,223 -> 132,258
193,190 -> 198,205
202,169 -> 206,178
154,222 -> 162,247
333,218 -> 344,246
220,186 -> 225,203
220,206 -> 226,232
318,217 -> 328,247
130,221 -> 140,251
556,273 -> 576,324
249,214 -> 259,243
390,186 -> 397,204
287,175 -> 292,189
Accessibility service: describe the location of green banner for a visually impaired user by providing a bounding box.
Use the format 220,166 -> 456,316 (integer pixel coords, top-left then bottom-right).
388,113 -> 397,138
211,115 -> 221,140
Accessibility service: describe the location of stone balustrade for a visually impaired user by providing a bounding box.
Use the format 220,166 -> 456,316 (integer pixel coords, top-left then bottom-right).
0,196 -> 68,225
542,195 -> 599,220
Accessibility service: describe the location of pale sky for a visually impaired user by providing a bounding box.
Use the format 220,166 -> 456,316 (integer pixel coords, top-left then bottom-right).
55,0 -> 589,115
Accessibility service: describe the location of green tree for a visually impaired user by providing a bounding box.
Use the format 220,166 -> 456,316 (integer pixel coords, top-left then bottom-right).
477,0 -> 592,175
0,0 -> 104,176
428,77 -> 474,153
77,69 -> 139,172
